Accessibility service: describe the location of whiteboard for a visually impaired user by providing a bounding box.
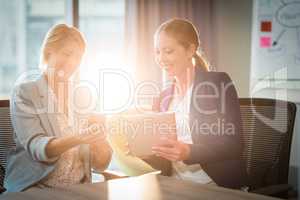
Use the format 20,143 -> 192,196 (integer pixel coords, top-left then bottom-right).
251,0 -> 300,89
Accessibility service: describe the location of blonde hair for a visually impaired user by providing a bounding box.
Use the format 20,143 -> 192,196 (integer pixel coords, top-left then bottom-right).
39,24 -> 86,70
155,18 -> 209,71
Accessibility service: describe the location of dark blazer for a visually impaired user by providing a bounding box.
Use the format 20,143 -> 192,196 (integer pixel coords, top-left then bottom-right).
144,66 -> 248,189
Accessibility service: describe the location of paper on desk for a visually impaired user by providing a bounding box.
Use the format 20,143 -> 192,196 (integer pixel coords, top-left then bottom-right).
106,115 -> 157,176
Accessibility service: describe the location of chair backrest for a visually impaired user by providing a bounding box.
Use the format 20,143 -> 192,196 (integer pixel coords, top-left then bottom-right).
239,98 -> 296,190
0,100 -> 15,187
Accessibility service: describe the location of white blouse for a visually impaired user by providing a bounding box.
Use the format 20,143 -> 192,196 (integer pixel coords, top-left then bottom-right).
169,84 -> 214,184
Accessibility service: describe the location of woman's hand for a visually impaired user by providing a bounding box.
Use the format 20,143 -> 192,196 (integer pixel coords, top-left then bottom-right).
85,114 -> 112,171
46,114 -> 107,159
78,123 -> 106,144
46,124 -> 105,159
152,138 -> 191,162
78,114 -> 106,144
90,139 -> 112,171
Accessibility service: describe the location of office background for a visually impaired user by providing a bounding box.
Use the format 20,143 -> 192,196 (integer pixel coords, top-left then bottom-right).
0,0 -> 299,193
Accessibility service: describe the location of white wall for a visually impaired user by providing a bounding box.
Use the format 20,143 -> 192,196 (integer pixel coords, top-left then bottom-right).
212,0 -> 252,98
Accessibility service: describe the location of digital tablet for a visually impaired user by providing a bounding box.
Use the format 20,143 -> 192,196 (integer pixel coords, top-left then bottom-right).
122,112 -> 177,158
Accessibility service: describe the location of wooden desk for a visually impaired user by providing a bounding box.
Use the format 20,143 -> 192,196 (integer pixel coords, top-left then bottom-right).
0,174 -> 280,200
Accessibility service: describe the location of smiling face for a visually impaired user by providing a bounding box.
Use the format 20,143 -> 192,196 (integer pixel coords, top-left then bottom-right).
46,39 -> 83,80
155,31 -> 195,78
41,24 -> 86,81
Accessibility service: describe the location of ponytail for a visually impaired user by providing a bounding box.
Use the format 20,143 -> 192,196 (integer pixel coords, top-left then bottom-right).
193,51 -> 209,72
157,19 -> 210,71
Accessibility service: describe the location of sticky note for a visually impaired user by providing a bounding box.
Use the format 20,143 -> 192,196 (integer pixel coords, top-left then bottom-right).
261,21 -> 272,32
260,37 -> 271,48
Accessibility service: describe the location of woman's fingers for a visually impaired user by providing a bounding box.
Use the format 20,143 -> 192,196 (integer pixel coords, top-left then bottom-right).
156,137 -> 177,148
161,138 -> 177,145
89,124 -> 106,136
152,140 -> 191,161
152,146 -> 178,155
152,146 -> 181,162
154,151 -> 178,161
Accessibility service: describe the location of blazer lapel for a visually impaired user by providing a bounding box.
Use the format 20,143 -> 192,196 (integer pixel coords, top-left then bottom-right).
33,76 -> 63,137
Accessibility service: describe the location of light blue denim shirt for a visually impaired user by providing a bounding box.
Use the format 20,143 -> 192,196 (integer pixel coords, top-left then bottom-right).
4,75 -> 90,192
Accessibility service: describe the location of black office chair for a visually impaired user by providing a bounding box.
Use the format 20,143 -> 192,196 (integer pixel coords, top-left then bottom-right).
239,98 -> 297,198
0,99 -> 124,194
0,100 -> 15,193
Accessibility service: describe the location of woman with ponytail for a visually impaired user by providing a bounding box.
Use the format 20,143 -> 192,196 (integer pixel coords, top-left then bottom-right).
146,18 -> 248,189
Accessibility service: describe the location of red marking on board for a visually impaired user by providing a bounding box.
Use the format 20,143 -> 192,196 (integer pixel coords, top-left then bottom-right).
261,21 -> 272,32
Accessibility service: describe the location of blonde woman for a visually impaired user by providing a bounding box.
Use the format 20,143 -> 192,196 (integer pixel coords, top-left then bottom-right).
4,24 -> 112,192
